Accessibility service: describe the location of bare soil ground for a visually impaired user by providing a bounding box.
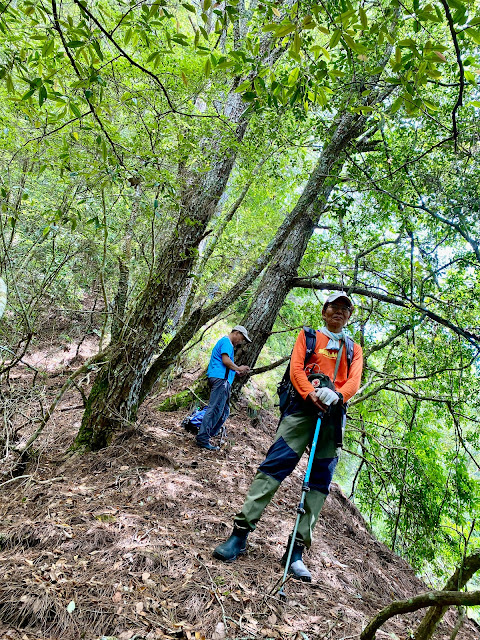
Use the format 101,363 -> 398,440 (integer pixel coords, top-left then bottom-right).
0,359 -> 478,640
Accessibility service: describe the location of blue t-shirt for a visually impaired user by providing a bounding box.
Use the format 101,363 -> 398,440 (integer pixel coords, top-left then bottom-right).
207,336 -> 235,384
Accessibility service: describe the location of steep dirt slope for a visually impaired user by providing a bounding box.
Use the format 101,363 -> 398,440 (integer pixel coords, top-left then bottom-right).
0,372 -> 477,640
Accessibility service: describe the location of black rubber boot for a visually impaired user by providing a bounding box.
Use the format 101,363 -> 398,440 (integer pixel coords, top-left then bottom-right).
280,537 -> 312,583
213,526 -> 249,562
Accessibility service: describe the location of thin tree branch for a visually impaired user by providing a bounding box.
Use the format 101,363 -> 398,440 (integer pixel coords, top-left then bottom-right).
361,590 -> 480,640
290,279 -> 480,347
51,0 -> 124,166
73,0 -> 226,121
249,355 -> 290,375
438,0 -> 465,151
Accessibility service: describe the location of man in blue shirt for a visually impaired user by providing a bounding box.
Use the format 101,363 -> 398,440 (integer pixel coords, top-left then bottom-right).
196,325 -> 252,451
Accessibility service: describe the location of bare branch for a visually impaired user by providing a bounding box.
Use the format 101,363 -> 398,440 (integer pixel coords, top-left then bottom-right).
361,590 -> 480,640
249,355 -> 290,375
290,279 -> 480,347
438,0 -> 465,151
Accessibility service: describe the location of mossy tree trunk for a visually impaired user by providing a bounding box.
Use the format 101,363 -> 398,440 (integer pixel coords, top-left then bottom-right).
74,93 -> 251,451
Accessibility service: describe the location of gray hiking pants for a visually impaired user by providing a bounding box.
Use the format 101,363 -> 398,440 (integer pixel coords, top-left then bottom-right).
196,377 -> 231,445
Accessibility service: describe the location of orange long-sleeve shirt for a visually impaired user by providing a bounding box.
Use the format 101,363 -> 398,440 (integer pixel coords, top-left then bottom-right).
290,330 -> 363,403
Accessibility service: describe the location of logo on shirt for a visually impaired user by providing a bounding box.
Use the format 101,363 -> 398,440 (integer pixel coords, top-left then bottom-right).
316,348 -> 338,359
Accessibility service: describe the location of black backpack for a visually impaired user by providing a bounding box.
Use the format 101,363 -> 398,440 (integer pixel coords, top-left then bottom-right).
277,326 -> 354,418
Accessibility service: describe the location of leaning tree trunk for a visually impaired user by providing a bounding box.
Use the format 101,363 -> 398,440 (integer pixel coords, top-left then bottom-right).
74,96 -> 251,451
134,43 -> 396,411
231,110 -> 371,396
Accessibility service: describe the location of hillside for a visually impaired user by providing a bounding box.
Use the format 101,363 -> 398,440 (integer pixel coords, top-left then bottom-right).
0,360 -> 478,640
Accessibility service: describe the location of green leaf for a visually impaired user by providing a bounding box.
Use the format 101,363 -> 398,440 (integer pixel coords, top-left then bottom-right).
21,88 -> 36,101
390,95 -> 403,113
398,38 -> 417,48
41,39 -> 54,57
293,31 -> 301,55
423,99 -> 439,111
66,40 -> 85,48
6,75 -> 15,93
353,105 -> 373,113
146,50 -> 159,63
446,0 -> 464,10
359,7 -> 368,28
464,69 -> 476,83
465,28 -> 480,45
275,23 -> 296,37
204,57 -> 211,77
343,33 -> 367,54
235,80 -> 252,93
288,67 -> 300,85
69,102 -> 81,118
38,85 -> 47,106
329,28 -> 341,48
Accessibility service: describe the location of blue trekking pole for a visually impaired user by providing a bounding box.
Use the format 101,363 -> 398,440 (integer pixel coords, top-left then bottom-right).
278,411 -> 323,599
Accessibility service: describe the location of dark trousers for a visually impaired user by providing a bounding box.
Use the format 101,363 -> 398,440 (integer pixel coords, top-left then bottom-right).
196,377 -> 231,445
234,410 -> 339,547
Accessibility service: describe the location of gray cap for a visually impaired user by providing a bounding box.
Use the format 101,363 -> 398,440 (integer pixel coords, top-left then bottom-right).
232,325 -> 252,342
323,292 -> 354,310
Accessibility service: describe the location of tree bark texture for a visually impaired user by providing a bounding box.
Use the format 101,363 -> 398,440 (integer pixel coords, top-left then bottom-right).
138,48 -> 397,399
111,180 -> 141,343
413,548 -> 480,640
360,590 -> 480,640
232,109 -> 369,395
75,91 -> 251,450
139,110 -> 370,404
74,28 -> 289,449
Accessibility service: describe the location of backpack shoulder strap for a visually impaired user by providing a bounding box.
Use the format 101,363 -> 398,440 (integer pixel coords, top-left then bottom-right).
345,335 -> 354,374
281,326 -> 317,385
303,326 -> 317,368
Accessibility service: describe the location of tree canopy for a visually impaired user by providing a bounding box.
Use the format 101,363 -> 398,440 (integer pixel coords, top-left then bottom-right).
0,0 -> 479,605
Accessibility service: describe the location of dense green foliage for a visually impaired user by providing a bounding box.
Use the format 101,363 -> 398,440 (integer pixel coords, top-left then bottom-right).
0,0 -> 479,606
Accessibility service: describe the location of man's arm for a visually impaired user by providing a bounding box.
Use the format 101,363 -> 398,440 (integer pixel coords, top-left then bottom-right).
221,353 -> 250,376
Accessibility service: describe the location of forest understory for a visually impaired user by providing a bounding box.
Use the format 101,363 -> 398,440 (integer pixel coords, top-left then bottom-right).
0,346 -> 478,640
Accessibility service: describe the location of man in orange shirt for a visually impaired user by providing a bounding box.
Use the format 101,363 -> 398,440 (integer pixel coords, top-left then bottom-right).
213,293 -> 363,582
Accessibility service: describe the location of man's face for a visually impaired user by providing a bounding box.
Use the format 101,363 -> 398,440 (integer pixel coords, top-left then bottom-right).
232,331 -> 246,346
322,300 -> 352,332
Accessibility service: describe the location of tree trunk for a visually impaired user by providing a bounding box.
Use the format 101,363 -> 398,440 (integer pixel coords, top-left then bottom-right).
138,109 -> 377,404
182,153 -> 273,320
74,89 -> 251,450
414,549 -> 480,640
231,108 -> 370,396
111,178 -> 141,343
